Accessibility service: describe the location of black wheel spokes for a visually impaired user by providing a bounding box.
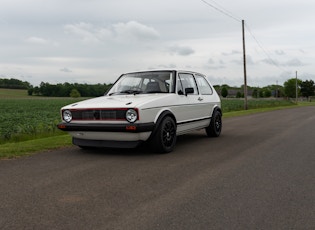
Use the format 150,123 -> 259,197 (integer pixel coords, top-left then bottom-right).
215,116 -> 222,132
162,121 -> 175,147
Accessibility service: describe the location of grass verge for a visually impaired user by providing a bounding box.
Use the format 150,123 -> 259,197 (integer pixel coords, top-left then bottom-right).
223,101 -> 315,118
0,135 -> 72,159
1,101 -> 314,159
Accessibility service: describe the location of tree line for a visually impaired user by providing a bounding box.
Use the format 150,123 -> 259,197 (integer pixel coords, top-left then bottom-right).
0,78 -> 32,89
215,78 -> 315,99
0,78 -> 112,97
28,82 -> 113,97
1,77 -> 314,98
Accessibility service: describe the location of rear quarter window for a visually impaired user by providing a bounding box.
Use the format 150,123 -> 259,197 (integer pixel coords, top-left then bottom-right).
195,74 -> 213,95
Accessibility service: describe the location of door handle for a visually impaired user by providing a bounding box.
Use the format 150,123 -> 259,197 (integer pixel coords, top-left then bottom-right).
198,97 -> 203,101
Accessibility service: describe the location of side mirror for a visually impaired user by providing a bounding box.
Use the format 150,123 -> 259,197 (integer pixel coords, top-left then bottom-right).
185,87 -> 194,96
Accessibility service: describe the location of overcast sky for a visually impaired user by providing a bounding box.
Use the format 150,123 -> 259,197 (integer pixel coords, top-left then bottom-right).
1,0 -> 314,87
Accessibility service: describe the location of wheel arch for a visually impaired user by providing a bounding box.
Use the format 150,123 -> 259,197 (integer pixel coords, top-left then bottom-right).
212,105 -> 222,117
148,109 -> 177,141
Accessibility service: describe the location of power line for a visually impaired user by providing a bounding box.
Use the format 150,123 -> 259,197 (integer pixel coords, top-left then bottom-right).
200,0 -> 292,76
244,22 -> 291,74
200,0 -> 241,23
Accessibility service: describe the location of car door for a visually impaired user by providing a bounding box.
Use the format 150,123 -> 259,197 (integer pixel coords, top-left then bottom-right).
175,72 -> 206,133
194,74 -> 215,118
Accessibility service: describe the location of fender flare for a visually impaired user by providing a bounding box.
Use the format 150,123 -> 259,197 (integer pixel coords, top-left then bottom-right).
212,105 -> 222,117
148,110 -> 176,141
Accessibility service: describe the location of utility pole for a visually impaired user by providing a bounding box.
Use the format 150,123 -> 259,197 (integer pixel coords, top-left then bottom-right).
296,71 -> 298,104
242,20 -> 248,110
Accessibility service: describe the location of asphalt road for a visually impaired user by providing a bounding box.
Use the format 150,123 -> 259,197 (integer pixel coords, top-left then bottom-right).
1,106 -> 315,230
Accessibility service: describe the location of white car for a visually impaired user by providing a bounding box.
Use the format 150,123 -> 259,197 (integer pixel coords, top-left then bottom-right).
57,70 -> 222,153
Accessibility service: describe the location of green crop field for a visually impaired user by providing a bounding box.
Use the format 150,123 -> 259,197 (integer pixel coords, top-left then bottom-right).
0,89 -> 82,144
0,88 -> 296,144
0,88 -> 29,98
221,98 -> 295,112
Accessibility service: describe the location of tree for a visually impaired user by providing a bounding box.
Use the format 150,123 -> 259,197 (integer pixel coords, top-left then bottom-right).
264,89 -> 272,98
252,88 -> 258,98
27,87 -> 34,96
300,80 -> 315,99
284,78 -> 302,98
236,91 -> 242,98
221,87 -> 228,98
70,88 -> 81,98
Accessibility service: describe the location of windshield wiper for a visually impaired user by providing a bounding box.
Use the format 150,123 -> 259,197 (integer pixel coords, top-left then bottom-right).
146,90 -> 163,94
120,90 -> 142,95
109,90 -> 142,96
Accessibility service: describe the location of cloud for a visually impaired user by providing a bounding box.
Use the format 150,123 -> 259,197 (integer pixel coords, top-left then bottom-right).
285,58 -> 305,67
275,50 -> 285,55
155,64 -> 177,69
261,58 -> 280,66
113,21 -> 160,41
232,55 -> 255,65
222,50 -> 241,56
208,58 -> 215,64
219,60 -> 225,65
205,58 -> 225,70
168,45 -> 195,56
60,67 -> 72,73
64,22 -> 101,43
25,36 -> 59,47
25,36 -> 49,45
64,21 -> 160,44
262,58 -> 305,67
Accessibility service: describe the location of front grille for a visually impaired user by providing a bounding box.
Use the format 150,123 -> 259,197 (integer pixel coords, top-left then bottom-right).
71,109 -> 126,121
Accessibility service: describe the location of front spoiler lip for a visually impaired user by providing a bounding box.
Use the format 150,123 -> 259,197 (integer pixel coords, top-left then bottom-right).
57,122 -> 155,133
72,138 -> 143,148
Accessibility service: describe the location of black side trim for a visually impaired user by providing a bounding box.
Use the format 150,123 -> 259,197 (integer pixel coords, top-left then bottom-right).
177,116 -> 211,125
142,102 -> 214,111
57,122 -> 155,133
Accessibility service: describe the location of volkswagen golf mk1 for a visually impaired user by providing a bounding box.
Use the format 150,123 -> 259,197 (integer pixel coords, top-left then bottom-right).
57,70 -> 222,153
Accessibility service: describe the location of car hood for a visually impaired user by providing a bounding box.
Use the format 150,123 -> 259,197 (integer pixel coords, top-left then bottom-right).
62,94 -> 172,110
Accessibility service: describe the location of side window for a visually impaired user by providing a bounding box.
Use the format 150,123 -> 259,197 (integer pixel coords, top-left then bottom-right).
195,74 -> 213,95
178,73 -> 198,95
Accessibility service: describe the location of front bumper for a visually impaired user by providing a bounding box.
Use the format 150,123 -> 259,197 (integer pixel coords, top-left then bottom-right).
57,122 -> 155,133
57,122 -> 156,148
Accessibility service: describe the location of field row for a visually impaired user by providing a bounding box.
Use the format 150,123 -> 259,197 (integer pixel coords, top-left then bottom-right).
0,97 -> 294,144
0,98 -> 79,143
222,98 -> 294,112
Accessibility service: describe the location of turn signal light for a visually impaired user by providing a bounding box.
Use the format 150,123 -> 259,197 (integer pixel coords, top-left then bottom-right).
58,124 -> 66,129
126,125 -> 136,131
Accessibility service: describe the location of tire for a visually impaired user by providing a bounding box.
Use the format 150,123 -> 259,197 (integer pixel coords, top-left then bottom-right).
206,110 -> 222,137
151,116 -> 177,153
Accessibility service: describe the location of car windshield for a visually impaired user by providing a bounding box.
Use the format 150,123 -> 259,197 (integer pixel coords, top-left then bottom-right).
107,71 -> 175,95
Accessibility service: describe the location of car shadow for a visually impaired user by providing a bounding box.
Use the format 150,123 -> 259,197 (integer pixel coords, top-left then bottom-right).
75,130 -> 210,157
76,144 -> 151,157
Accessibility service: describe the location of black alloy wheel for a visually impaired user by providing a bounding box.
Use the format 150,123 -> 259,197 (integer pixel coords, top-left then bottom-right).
206,110 -> 222,137
151,116 -> 177,153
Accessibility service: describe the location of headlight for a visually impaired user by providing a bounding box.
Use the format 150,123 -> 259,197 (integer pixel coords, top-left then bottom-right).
63,110 -> 72,123
126,109 -> 138,123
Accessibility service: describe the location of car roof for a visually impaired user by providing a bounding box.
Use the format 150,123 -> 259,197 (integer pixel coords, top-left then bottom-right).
123,69 -> 206,77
